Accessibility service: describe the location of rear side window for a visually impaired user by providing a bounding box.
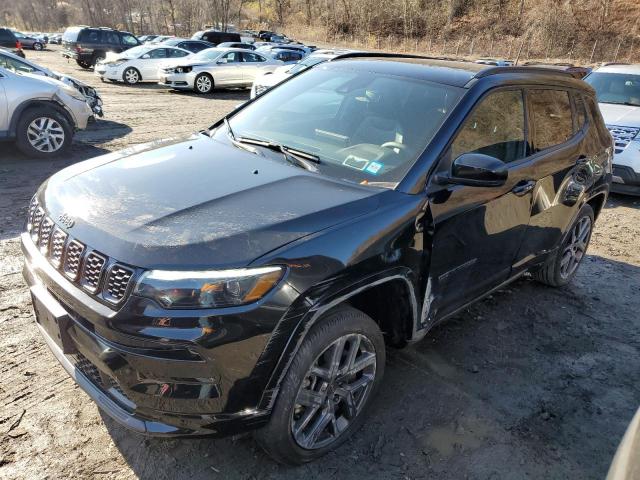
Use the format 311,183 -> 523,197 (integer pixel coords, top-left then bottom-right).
104,32 -> 120,45
529,89 -> 573,151
574,94 -> 587,132
451,90 -> 527,164
78,29 -> 100,43
121,34 -> 138,46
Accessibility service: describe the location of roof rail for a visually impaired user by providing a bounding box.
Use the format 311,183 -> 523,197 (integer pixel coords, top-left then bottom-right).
475,66 -> 575,78
328,51 -> 465,63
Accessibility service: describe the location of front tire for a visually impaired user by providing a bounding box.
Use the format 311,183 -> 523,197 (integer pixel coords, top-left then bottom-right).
123,67 -> 141,85
255,305 -> 385,464
194,73 -> 214,94
15,106 -> 72,158
33,42 -> 43,51
534,203 -> 594,287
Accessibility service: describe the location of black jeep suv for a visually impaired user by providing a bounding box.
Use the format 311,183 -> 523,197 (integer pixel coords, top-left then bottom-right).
23,53 -> 612,464
61,26 -> 140,68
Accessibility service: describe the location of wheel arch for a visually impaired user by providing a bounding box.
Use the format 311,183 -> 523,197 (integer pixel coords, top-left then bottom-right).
123,66 -> 142,82
258,268 -> 419,411
586,191 -> 607,220
9,99 -> 75,137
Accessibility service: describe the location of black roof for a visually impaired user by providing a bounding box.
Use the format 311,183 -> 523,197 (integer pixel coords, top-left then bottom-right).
326,53 -> 587,89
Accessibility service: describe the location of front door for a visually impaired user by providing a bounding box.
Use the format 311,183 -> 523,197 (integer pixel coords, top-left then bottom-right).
215,51 -> 243,86
424,88 -> 535,324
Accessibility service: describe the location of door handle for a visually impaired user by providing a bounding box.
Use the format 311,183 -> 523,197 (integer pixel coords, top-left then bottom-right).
512,180 -> 536,196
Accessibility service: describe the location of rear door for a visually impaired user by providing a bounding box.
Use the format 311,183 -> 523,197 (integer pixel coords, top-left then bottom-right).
240,52 -> 269,84
425,88 -> 535,323
514,88 -> 593,268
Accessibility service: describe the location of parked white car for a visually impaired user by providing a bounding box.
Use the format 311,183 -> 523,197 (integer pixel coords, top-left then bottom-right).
585,64 -> 640,195
159,47 -> 281,94
250,49 -> 357,98
94,45 -> 192,85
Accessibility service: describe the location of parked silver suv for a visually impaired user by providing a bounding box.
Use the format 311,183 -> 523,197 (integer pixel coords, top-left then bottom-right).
0,66 -> 93,157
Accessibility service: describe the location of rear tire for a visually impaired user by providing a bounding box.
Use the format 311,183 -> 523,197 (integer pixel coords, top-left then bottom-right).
255,305 -> 385,465
533,204 -> 594,287
15,106 -> 73,158
194,73 -> 214,94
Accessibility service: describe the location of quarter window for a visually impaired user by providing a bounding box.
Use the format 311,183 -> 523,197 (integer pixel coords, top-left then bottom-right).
529,89 -> 573,150
451,90 -> 527,163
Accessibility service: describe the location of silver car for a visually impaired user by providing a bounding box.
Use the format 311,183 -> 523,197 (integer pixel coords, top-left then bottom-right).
0,66 -> 93,157
159,47 -> 282,94
0,49 -> 103,116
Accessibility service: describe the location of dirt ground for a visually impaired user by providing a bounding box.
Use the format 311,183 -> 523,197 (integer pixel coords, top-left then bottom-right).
1,46 -> 639,480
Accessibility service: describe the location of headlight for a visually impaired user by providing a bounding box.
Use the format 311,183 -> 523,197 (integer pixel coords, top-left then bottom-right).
60,84 -> 86,101
134,266 -> 285,309
175,66 -> 192,74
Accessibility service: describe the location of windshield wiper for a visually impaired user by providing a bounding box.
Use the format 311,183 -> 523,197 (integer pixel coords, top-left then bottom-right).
223,118 -> 260,155
234,136 -> 321,172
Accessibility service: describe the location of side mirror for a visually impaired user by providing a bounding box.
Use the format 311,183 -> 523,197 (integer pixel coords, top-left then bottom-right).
438,153 -> 508,187
217,58 -> 227,64
141,54 -> 150,59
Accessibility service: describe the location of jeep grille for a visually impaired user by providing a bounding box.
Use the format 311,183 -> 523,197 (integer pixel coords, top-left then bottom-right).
27,197 -> 136,307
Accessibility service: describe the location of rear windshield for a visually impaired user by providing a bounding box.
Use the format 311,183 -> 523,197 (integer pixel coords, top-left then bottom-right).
62,27 -> 82,43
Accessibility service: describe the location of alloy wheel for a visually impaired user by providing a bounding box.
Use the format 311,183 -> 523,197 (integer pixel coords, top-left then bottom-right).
196,75 -> 212,93
124,69 -> 139,84
560,215 -> 592,279
291,333 -> 377,450
34,43 -> 42,51
27,117 -> 65,153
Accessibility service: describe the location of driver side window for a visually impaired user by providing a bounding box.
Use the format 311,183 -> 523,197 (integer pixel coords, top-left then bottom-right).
451,90 -> 527,164
223,52 -> 242,63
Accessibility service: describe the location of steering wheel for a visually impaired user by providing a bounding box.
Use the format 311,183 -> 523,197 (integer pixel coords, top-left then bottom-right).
380,141 -> 407,152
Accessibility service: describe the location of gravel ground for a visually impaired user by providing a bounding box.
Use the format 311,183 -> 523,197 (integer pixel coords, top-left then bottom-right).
1,47 -> 639,480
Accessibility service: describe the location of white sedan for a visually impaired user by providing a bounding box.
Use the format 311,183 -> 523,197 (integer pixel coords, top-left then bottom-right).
94,45 -> 192,85
159,48 -> 282,94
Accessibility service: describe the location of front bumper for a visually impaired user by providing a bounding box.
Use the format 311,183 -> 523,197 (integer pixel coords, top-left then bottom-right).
21,233 -> 283,437
158,72 -> 194,90
611,164 -> 640,195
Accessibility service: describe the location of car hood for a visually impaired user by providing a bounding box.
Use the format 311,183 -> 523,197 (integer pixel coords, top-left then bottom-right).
40,134 -> 382,269
598,103 -> 640,129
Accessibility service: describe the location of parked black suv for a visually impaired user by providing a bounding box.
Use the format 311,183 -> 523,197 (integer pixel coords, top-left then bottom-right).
23,54 -> 612,464
61,26 -> 140,68
191,29 -> 241,45
0,27 -> 24,57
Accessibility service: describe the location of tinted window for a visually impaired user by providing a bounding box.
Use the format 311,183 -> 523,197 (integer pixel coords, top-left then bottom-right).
452,90 -> 526,163
529,89 -> 573,150
147,48 -> 167,59
242,52 -> 265,63
169,48 -> 190,58
0,29 -> 15,42
104,32 -> 120,44
222,52 -> 242,63
121,34 -> 138,46
79,29 -> 100,43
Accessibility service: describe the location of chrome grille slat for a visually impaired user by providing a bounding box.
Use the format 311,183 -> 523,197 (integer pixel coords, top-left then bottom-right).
607,125 -> 640,154
81,252 -> 106,293
27,197 -> 136,308
38,217 -> 54,254
31,207 -> 45,243
49,228 -> 68,268
104,265 -> 134,303
63,239 -> 86,281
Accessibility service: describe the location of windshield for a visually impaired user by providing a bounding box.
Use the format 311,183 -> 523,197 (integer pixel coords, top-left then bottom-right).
0,54 -> 38,74
192,48 -> 223,62
218,65 -> 463,188
120,45 -> 152,58
585,72 -> 640,106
